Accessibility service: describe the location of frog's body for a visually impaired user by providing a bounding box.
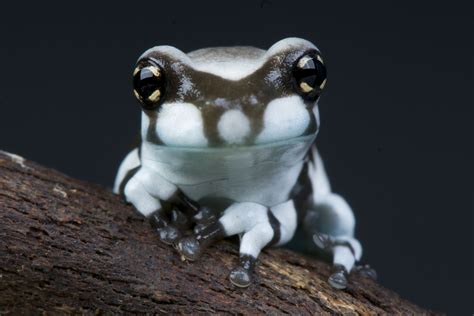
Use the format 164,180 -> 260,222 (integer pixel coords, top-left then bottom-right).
114,38 -> 375,289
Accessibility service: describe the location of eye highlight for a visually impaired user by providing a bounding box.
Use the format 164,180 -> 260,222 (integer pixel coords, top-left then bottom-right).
292,52 -> 327,101
133,59 -> 166,110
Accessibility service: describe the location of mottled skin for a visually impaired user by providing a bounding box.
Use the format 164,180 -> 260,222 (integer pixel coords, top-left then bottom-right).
114,38 -> 375,289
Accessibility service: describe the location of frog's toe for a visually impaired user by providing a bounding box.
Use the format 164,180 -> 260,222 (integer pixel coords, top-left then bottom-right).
193,222 -> 207,234
229,266 -> 252,288
157,226 -> 182,245
177,236 -> 201,261
170,208 -> 191,230
312,232 -> 333,250
354,264 -> 377,280
193,206 -> 217,224
328,265 -> 348,290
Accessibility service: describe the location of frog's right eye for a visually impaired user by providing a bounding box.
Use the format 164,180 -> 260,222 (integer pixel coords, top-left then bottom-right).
292,52 -> 327,102
133,59 -> 166,110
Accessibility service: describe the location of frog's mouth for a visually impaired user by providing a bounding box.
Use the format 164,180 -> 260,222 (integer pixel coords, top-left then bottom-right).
144,133 -> 317,153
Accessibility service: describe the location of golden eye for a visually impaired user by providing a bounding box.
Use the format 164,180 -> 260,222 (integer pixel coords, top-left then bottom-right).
293,52 -> 327,101
133,61 -> 165,110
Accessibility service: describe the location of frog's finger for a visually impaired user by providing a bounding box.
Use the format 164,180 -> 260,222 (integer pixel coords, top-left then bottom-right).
328,264 -> 349,290
169,207 -> 191,230
312,232 -> 334,250
177,221 -> 225,261
229,255 -> 256,288
353,264 -> 378,280
148,209 -> 183,245
193,206 -> 217,225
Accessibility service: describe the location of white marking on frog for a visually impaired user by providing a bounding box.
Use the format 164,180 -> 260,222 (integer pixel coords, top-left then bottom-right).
156,103 -> 208,147
217,110 -> 251,144
256,96 -> 310,144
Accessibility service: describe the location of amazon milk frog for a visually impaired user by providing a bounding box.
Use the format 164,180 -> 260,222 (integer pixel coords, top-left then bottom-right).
114,38 -> 375,289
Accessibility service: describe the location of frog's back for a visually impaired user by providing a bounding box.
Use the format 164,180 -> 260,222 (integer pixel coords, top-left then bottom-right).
188,46 -> 265,62
187,46 -> 266,81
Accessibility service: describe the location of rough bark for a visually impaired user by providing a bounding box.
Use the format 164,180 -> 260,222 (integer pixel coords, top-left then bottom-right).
0,150 -> 434,315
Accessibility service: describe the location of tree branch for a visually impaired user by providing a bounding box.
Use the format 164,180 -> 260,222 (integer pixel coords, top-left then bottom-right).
0,151 -> 434,314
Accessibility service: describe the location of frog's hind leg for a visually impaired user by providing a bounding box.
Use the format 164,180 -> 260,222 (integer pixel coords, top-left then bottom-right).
305,194 -> 363,289
114,148 -> 199,244
177,201 -> 297,288
303,147 -> 371,289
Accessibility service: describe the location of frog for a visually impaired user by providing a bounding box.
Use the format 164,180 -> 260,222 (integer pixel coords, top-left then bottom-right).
113,37 -> 376,289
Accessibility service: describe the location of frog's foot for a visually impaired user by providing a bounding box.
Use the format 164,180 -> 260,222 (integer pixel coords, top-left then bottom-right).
148,210 -> 183,245
157,225 -> 182,245
328,264 -> 349,290
156,190 -> 207,244
353,264 -> 377,280
312,233 -> 363,290
193,206 -> 217,224
312,232 -> 333,250
176,236 -> 201,261
176,221 -> 225,261
229,255 -> 257,288
192,207 -> 218,234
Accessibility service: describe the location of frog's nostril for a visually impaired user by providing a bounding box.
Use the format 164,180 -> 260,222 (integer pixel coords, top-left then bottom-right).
217,110 -> 251,145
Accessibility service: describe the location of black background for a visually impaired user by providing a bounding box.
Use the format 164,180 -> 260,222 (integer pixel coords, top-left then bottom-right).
0,1 -> 471,314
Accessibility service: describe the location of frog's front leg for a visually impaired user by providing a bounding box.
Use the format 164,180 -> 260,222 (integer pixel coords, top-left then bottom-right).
114,149 -> 199,244
177,200 -> 297,288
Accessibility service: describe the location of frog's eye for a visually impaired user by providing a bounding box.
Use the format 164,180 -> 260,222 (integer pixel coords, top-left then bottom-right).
133,60 -> 166,110
292,53 -> 327,102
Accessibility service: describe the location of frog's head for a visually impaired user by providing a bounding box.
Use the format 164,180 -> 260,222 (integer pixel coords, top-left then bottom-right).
133,37 -> 327,148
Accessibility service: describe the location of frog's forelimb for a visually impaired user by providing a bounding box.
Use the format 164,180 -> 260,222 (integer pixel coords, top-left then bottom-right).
114,148 -> 200,244
177,200 -> 297,288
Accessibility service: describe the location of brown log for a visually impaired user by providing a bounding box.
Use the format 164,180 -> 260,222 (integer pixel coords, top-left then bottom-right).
0,150 -> 434,315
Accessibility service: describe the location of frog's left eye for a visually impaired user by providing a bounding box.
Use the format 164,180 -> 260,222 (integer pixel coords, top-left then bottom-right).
292,53 -> 327,102
133,60 -> 166,110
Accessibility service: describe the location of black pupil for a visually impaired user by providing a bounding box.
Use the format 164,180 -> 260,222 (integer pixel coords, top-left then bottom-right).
133,65 -> 164,102
294,55 -> 327,90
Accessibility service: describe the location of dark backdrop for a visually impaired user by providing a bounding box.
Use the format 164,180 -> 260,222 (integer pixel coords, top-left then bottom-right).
0,1 -> 471,314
